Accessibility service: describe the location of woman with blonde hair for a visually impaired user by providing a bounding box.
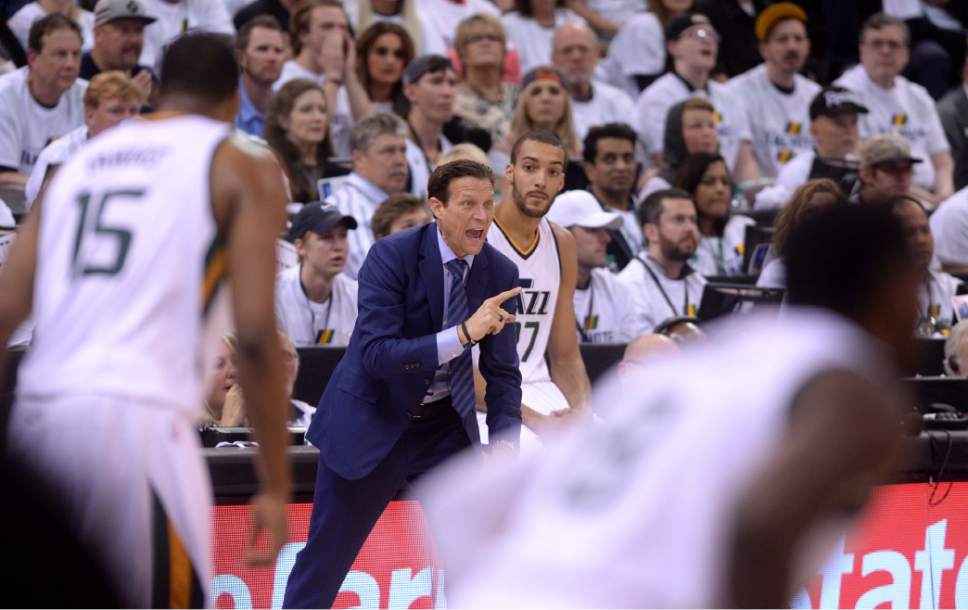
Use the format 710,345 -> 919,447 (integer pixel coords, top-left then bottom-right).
508,66 -> 580,158
264,78 -> 335,203
757,179 -> 846,289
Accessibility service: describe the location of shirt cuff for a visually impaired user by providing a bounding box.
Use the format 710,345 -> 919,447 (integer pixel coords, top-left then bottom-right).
436,326 -> 465,365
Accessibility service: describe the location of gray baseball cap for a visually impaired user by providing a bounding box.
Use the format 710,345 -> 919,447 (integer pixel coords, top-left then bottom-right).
94,0 -> 157,27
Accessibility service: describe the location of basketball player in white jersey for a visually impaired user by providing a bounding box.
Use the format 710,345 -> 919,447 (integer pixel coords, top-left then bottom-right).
425,203 -> 919,607
0,33 -> 291,607
481,131 -> 591,444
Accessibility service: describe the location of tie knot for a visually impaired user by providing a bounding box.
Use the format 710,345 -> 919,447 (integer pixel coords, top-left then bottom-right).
446,258 -> 468,280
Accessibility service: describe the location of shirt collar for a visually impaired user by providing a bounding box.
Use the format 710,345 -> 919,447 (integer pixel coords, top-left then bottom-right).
236,77 -> 263,124
348,172 -> 390,204
436,224 -> 475,269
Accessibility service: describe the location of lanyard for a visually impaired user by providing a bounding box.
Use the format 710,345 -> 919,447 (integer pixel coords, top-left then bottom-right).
301,267 -> 335,345
638,257 -> 690,318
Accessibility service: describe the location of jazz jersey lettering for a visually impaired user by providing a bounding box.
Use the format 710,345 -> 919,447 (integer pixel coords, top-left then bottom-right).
487,217 -> 561,384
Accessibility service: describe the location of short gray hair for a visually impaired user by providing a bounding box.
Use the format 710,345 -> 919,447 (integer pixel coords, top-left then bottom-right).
861,13 -> 910,46
944,320 -> 968,376
350,112 -> 408,153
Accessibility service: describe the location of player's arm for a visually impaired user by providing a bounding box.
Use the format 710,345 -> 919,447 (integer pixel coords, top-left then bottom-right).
724,370 -> 905,607
211,137 -> 292,563
546,222 -> 591,411
0,200 -> 39,389
732,140 -> 760,184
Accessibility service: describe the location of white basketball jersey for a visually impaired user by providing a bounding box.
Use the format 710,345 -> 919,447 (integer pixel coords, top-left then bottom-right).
17,115 -> 232,415
487,216 -> 561,384
426,309 -> 889,608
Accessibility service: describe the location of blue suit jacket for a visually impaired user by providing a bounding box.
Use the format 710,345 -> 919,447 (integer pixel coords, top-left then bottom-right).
307,222 -> 523,480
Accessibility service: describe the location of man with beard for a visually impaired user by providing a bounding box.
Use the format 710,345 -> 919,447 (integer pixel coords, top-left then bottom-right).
889,195 -> 961,336
725,3 -> 820,178
235,15 -> 286,138
483,130 -> 592,447
81,0 -> 157,104
618,188 -> 706,334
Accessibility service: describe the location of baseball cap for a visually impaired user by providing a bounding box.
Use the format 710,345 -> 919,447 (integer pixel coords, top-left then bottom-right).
809,86 -> 869,120
859,134 -> 923,168
402,54 -> 453,86
665,13 -> 714,42
520,65 -> 569,92
546,191 -> 622,230
754,2 -> 807,42
288,203 -> 358,242
94,0 -> 156,27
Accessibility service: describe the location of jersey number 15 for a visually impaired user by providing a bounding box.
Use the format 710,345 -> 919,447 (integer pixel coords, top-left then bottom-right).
71,189 -> 145,278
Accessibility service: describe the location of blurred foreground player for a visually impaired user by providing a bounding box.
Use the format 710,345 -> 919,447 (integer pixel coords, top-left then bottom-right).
0,33 -> 292,607
423,203 -> 919,607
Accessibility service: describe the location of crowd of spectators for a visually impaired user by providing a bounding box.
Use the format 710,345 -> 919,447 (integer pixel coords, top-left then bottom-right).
4,0 -> 968,414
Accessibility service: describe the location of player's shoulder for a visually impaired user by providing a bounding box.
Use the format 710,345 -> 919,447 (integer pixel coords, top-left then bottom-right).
548,219 -> 576,254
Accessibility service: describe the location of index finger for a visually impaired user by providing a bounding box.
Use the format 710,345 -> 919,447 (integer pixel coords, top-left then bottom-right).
487,286 -> 522,305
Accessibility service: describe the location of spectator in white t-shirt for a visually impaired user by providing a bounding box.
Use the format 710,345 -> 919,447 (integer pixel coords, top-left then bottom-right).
601,0 -> 694,98
834,13 -> 954,205
931,186 -> 968,273
854,133 -> 922,207
25,70 -> 143,206
676,151 -> 753,276
276,202 -> 360,347
617,187 -> 706,334
138,0 -> 233,69
889,195 -> 962,336
634,12 -> 758,184
546,189 -> 638,344
726,3 -> 819,178
754,86 -> 867,209
501,0 -> 586,74
273,0 -> 374,158
551,22 -> 634,142
8,0 -> 95,53
0,14 -> 87,186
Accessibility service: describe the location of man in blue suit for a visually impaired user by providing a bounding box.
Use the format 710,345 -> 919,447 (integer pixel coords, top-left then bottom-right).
283,159 -> 524,608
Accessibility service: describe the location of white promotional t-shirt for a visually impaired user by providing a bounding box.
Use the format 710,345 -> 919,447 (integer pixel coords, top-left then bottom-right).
0,67 -> 87,176
635,72 -> 751,174
617,254 -> 707,334
931,187 -> 968,267
726,64 -> 820,178
501,10 -> 586,74
274,265 -> 359,347
601,11 -> 666,99
25,124 -> 88,206
139,0 -> 234,69
691,214 -> 755,276
835,65 -> 948,191
571,80 -> 636,142
573,267 -> 638,344
273,61 -> 355,159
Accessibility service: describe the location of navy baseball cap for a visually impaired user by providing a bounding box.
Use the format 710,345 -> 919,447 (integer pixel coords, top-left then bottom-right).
288,203 -> 357,242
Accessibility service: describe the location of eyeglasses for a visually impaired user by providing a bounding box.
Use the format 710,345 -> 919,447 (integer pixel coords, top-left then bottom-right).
681,27 -> 720,42
373,46 -> 407,59
465,33 -> 502,45
865,39 -> 905,51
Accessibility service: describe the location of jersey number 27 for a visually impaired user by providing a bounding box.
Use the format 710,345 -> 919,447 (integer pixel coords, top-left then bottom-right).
71,189 -> 145,278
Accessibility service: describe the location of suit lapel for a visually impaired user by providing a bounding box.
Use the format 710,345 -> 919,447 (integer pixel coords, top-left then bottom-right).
419,223 -> 444,331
